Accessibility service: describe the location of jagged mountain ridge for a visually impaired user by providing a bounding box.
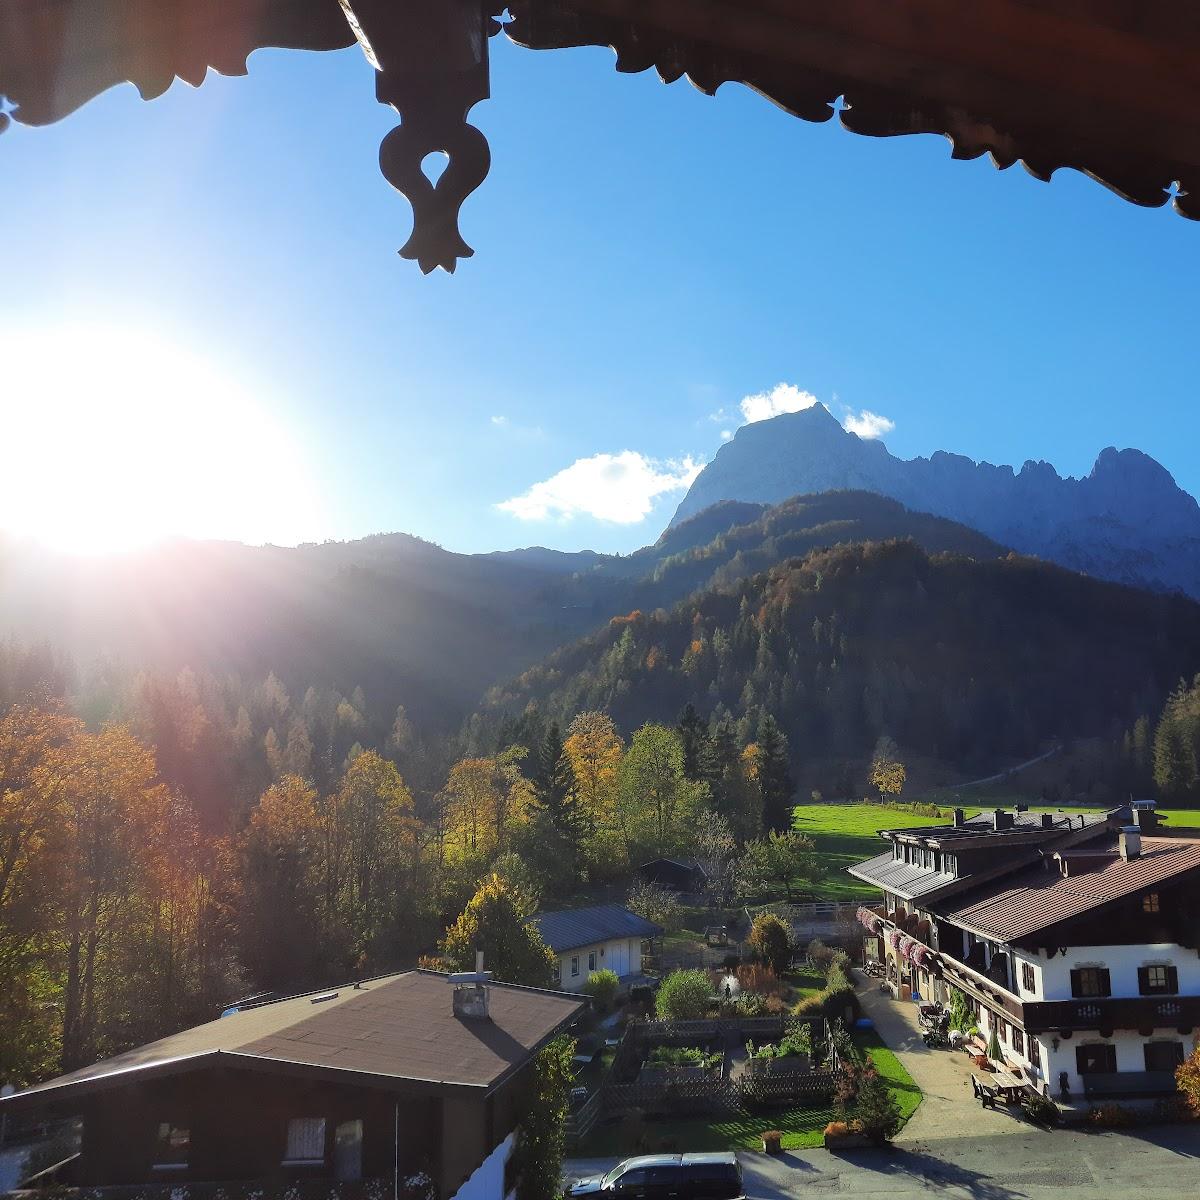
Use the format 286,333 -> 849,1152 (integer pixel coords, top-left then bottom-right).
669,405 -> 1200,597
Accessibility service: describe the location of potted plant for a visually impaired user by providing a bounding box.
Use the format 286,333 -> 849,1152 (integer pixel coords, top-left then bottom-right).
823,1119 -> 869,1149
761,1130 -> 784,1154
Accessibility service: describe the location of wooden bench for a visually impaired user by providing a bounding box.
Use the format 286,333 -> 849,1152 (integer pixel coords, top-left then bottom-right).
972,1076 -> 1000,1108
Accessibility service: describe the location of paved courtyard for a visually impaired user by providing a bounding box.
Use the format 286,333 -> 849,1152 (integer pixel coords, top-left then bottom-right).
854,983 -> 1024,1142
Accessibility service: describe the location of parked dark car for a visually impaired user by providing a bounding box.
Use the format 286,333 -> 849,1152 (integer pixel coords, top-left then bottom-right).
567,1153 -> 743,1199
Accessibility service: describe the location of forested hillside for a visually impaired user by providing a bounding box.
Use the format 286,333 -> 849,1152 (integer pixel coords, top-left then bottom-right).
480,540 -> 1200,787
0,494 -> 1005,754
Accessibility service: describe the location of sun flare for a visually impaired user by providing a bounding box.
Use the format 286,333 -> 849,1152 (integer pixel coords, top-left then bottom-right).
0,323 -> 324,554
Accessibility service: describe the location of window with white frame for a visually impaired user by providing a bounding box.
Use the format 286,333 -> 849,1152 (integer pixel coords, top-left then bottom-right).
588,951 -> 596,971
570,956 -> 580,977
284,1117 -> 326,1164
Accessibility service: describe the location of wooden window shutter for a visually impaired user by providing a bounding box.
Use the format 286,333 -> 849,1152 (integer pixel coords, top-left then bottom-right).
1070,969 -> 1082,996
1138,966 -> 1151,994
1168,965 -> 1179,993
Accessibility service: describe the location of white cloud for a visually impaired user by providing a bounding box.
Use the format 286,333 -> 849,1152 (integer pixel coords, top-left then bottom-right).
490,413 -> 545,440
498,451 -> 703,524
843,409 -> 895,440
739,383 -> 820,424
720,429 -> 733,442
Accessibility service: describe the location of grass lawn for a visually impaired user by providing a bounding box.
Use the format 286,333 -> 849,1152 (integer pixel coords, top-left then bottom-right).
577,1102 -> 839,1154
792,803 -> 981,900
780,968 -> 826,1003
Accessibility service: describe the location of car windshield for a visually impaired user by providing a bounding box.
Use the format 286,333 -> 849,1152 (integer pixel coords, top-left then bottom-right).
601,1162 -> 631,1187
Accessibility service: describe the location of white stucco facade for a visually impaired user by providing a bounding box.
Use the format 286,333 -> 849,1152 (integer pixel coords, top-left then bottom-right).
449,1131 -> 515,1200
1009,943 -> 1200,1002
556,937 -> 642,991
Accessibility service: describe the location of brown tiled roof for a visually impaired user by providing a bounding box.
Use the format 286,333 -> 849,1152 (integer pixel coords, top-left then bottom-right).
941,838 -> 1200,943
4,971 -> 583,1108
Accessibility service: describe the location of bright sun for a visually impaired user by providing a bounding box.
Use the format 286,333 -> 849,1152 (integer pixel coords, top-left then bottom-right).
0,322 -> 325,554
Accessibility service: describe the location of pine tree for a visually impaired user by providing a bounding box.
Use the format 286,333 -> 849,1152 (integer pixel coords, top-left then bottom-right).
530,723 -> 581,882
677,702 -> 708,782
756,713 -> 795,833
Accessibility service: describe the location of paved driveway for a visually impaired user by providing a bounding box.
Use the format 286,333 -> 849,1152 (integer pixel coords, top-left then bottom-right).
855,983 -> 1024,1142
567,1125 -> 1200,1198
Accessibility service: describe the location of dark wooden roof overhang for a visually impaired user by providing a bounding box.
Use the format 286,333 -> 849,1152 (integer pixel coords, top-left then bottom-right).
3,0 -> 1198,273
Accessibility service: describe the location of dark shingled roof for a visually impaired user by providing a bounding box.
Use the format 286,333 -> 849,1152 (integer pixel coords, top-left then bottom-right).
2,971 -> 584,1110
529,903 -> 662,953
941,837 -> 1200,942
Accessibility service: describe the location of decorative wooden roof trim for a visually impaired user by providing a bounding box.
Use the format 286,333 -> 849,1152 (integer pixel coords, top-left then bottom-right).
2,0 -> 1197,275
504,0 -> 1200,222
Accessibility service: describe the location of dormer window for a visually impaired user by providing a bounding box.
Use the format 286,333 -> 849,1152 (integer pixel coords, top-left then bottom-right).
1143,893 -> 1161,913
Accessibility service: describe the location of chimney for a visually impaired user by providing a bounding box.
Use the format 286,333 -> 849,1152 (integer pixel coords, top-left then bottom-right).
1132,801 -> 1159,833
1119,826 -> 1142,861
449,950 -> 492,1020
952,808 -> 966,828
992,809 -> 1013,831
1041,813 -> 1054,829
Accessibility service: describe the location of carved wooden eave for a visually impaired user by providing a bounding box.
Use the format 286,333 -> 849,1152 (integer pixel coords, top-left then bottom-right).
3,1 -> 1198,275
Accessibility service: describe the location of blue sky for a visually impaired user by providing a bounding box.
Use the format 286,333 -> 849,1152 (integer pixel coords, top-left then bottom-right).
3,33 -> 1199,554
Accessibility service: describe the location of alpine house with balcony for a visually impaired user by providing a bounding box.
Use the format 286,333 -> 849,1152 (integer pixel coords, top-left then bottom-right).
849,803 -> 1200,1103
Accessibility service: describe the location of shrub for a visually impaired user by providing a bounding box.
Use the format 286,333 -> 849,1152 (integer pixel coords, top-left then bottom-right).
832,1058 -> 864,1114
806,938 -> 833,970
825,962 -> 852,993
1087,1102 -> 1138,1129
647,1046 -> 722,1070
947,987 -> 973,1033
582,969 -> 620,1011
511,1035 -> 575,1200
736,991 -> 768,1017
1176,1037 -> 1200,1115
656,969 -> 712,1019
1023,1094 -> 1060,1128
749,913 -> 793,974
735,962 -> 783,997
828,949 -> 852,977
763,994 -> 786,1015
823,1121 -> 849,1136
986,1029 -> 1002,1061
822,984 -> 861,1025
855,1060 -> 902,1144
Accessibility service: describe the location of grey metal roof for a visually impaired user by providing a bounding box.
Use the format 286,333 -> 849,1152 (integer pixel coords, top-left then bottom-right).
891,811 -> 1109,842
847,850 -> 955,899
529,903 -> 662,953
